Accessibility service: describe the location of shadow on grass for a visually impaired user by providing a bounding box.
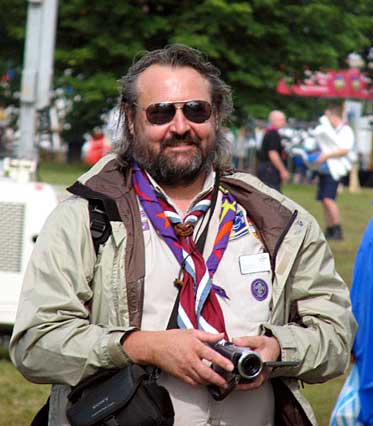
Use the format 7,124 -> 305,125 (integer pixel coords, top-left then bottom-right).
0,335 -> 10,360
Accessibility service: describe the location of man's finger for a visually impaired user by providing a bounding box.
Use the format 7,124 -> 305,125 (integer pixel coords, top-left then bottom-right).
196,331 -> 225,343
193,362 -> 228,388
199,345 -> 234,372
232,335 -> 262,348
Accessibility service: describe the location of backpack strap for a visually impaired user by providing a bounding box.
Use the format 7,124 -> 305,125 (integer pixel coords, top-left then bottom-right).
67,181 -> 121,255
88,199 -> 112,255
67,181 -> 121,222
30,397 -> 50,426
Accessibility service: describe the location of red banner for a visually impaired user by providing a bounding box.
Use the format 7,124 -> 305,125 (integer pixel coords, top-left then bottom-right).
277,68 -> 373,100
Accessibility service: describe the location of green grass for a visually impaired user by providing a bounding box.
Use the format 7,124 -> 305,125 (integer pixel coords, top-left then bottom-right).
285,183 -> 373,286
0,358 -> 50,426
37,161 -> 89,186
2,163 -> 373,425
302,373 -> 350,425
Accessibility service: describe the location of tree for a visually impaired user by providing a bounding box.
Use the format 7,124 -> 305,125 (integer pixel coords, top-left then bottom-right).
1,0 -> 371,152
0,0 -> 26,109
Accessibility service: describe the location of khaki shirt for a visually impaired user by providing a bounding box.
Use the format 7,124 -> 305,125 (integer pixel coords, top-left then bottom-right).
142,171 -> 274,425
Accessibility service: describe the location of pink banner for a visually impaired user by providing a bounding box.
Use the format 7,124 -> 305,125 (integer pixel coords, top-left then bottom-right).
277,68 -> 373,99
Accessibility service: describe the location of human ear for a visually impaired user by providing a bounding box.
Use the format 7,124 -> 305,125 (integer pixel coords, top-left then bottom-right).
126,107 -> 135,135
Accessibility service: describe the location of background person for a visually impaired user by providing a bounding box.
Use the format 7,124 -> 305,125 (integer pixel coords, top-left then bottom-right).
313,104 -> 355,240
10,44 -> 355,426
349,217 -> 373,425
257,110 -> 289,192
81,127 -> 112,165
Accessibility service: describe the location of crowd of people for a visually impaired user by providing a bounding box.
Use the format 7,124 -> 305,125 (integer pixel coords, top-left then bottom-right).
8,44 -> 369,426
225,104 -> 356,241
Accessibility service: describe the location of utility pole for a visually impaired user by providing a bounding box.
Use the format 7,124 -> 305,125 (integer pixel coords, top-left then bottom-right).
18,0 -> 58,161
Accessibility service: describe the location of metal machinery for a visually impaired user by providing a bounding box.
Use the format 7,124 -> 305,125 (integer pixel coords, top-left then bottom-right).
0,0 -> 59,332
0,161 -> 58,330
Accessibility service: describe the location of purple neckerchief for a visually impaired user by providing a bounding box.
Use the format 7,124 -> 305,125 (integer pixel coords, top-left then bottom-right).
132,163 -> 237,278
132,163 -> 236,337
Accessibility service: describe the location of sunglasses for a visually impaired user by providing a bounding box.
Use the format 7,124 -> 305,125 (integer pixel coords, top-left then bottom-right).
141,100 -> 212,125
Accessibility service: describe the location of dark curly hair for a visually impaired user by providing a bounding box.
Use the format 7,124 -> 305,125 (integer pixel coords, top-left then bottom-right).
115,44 -> 233,171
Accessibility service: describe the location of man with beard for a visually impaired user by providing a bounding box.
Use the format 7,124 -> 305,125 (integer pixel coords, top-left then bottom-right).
11,45 -> 355,426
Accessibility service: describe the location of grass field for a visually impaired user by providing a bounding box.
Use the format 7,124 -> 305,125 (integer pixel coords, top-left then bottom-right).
1,163 -> 373,426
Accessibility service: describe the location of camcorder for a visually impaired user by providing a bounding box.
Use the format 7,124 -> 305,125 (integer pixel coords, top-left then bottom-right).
208,341 -> 299,400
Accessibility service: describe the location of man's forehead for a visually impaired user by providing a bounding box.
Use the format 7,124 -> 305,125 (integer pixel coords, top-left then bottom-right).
270,111 -> 285,122
136,64 -> 211,105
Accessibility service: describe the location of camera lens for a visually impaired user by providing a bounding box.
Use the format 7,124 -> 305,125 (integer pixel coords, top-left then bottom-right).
237,353 -> 262,380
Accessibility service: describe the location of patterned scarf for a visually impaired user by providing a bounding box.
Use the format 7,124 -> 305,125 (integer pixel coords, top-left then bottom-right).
132,163 -> 237,339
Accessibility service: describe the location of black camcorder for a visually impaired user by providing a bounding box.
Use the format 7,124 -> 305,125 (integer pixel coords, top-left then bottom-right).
212,341 -> 263,381
208,341 -> 299,401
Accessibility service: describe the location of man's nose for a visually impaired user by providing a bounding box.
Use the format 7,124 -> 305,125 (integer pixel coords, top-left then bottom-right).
169,108 -> 191,134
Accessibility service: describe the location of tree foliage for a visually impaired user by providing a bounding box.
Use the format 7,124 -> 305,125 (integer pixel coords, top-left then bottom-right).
0,1 -> 26,108
0,0 -> 371,143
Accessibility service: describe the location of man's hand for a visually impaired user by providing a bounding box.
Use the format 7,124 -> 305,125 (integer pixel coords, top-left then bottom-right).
268,150 -> 289,183
231,335 -> 281,391
123,329 -> 234,388
316,148 -> 349,164
280,169 -> 290,183
315,152 -> 328,164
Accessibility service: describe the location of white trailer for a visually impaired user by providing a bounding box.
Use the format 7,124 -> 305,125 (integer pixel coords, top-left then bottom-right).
0,0 -> 59,333
0,169 -> 58,331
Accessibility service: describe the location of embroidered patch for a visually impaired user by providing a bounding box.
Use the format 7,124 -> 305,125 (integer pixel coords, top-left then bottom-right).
251,278 -> 269,301
140,208 -> 150,231
247,220 -> 259,240
230,210 -> 248,240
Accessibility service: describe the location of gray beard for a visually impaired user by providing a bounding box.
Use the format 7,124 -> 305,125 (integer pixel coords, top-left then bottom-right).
133,136 -> 215,185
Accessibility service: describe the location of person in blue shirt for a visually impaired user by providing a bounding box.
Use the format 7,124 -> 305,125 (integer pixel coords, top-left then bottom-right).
350,217 -> 373,425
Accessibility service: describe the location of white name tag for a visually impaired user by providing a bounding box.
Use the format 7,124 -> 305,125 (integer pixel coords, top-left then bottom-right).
239,253 -> 271,274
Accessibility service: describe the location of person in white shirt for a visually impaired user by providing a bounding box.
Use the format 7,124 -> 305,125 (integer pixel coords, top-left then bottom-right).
314,104 -> 355,240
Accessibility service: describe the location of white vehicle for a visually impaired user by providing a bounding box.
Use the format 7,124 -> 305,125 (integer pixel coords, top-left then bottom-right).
0,159 -> 58,332
0,0 -> 59,335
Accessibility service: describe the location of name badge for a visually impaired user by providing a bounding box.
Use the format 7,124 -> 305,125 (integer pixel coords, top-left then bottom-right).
239,253 -> 271,274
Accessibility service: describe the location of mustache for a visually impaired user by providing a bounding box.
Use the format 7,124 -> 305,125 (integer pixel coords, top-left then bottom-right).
161,134 -> 201,148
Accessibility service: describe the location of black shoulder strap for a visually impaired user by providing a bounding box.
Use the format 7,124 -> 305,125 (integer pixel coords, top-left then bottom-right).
31,397 -> 50,426
68,181 -> 121,254
68,181 -> 121,221
88,199 -> 112,255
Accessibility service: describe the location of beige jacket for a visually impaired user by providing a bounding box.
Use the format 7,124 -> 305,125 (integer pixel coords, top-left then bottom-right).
10,155 -> 356,425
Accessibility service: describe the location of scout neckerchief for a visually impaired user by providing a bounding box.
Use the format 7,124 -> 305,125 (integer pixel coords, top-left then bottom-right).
132,163 -> 237,340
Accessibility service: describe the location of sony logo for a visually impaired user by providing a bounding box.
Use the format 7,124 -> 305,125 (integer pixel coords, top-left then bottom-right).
92,396 -> 109,410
